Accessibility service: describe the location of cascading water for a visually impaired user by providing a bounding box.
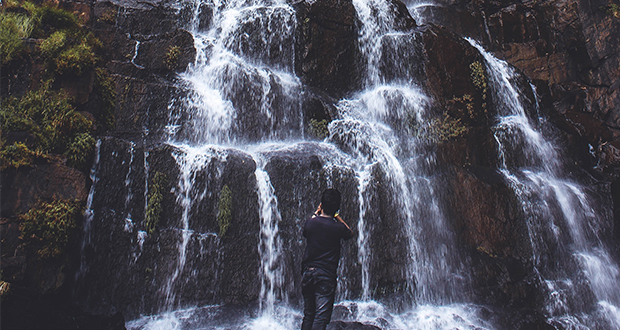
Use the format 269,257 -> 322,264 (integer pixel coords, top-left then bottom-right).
75,0 -> 619,328
468,38 -> 620,329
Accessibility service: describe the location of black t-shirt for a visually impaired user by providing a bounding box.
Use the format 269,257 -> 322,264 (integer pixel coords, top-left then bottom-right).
302,215 -> 354,278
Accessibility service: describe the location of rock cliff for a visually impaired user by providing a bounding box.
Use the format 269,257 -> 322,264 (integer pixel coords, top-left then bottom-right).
1,0 -> 619,329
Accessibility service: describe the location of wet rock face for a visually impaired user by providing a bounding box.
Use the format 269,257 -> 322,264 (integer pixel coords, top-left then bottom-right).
294,0 -> 361,98
74,138 -> 261,317
90,0 -> 196,142
1,164 -> 88,217
443,166 -> 542,308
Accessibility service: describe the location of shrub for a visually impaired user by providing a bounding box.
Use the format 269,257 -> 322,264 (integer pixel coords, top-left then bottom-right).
0,142 -> 47,170
19,199 -> 83,259
40,30 -> 67,57
54,40 -> 96,75
65,132 -> 95,170
0,85 -> 95,168
418,114 -> 469,143
25,2 -> 79,38
0,11 -> 33,64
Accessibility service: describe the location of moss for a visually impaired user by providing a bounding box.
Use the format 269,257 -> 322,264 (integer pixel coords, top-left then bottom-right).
54,39 -> 96,75
469,61 -> 488,115
145,172 -> 167,235
65,132 -> 95,171
308,119 -> 330,139
40,30 -> 67,57
0,11 -> 34,64
0,142 -> 48,170
94,68 -> 116,131
425,114 -> 469,143
0,84 -> 95,169
217,185 -> 232,237
19,199 -> 82,259
164,45 -> 181,70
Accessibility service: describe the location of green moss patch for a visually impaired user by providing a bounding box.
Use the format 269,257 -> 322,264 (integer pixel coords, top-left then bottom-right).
19,199 -> 83,259
145,172 -> 168,235
217,185 -> 232,237
1,84 -> 95,170
308,119 -> 330,139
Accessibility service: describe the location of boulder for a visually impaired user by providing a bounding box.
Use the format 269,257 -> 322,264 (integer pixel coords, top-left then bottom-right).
1,164 -> 88,218
133,29 -> 196,73
294,0 -> 361,98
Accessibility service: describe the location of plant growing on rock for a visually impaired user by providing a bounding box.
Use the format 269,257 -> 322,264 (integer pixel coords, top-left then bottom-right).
423,113 -> 469,143
94,68 -> 117,131
0,10 -> 33,64
218,185 -> 233,237
19,199 -> 83,259
0,84 -> 95,170
0,142 -> 48,170
469,60 -> 488,113
308,119 -> 330,139
165,45 -> 181,70
145,172 -> 168,235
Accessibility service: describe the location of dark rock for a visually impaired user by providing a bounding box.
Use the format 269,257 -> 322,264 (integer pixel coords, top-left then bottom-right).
133,29 -> 196,73
0,164 -> 88,218
410,4 -> 485,40
444,165 -> 529,260
59,70 -> 96,105
613,179 -> 620,240
392,0 -> 417,31
327,320 -> 381,330
294,0 -> 361,98
443,165 -> 541,308
74,138 -> 261,317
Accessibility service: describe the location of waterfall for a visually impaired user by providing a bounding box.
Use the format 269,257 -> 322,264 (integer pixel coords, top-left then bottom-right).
468,38 -> 620,328
76,139 -> 102,282
344,0 -> 471,307
77,0 -> 618,327
255,164 -> 285,315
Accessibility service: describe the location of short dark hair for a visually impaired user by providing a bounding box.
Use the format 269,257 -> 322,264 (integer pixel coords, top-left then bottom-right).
321,189 -> 341,216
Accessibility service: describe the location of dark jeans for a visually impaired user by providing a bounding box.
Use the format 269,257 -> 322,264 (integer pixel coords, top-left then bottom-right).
301,267 -> 337,330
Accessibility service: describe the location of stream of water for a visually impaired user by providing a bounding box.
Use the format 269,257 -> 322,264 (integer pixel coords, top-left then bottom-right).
75,0 -> 619,328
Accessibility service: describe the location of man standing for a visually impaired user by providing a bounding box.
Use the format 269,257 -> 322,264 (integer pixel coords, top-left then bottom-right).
301,188 -> 354,330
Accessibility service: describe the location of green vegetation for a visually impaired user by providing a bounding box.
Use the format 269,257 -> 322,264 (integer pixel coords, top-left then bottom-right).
0,84 -> 95,170
165,45 -> 181,70
145,172 -> 167,235
0,142 -> 48,170
0,10 -> 33,64
19,199 -> 82,259
217,185 -> 232,237
308,119 -> 330,139
426,114 -> 469,143
469,61 -> 488,112
1,1 -> 113,172
94,68 -> 117,131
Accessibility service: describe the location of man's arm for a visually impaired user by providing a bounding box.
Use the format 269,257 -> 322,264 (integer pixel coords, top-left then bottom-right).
334,214 -> 350,231
335,214 -> 353,240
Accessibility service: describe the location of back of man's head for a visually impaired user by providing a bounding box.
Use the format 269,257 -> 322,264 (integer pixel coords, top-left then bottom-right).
321,189 -> 341,216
